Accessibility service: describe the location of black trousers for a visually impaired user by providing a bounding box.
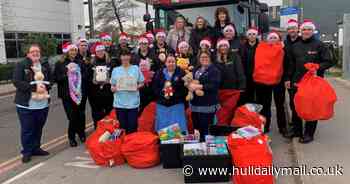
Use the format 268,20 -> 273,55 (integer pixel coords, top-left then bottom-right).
192,112 -> 216,141
273,81 -> 287,133
116,108 -> 138,134
62,98 -> 86,140
255,84 -> 273,132
89,94 -> 113,128
238,79 -> 256,106
288,88 -> 318,137
17,107 -> 49,156
138,85 -> 155,116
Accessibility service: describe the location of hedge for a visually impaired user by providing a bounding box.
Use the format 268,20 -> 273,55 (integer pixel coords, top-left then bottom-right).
0,63 -> 15,82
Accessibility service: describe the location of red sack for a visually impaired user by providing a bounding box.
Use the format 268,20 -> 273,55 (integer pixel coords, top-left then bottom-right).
121,132 -> 160,168
253,42 -> 284,85
86,118 -> 125,166
294,63 -> 337,121
186,108 -> 194,134
137,102 -> 157,132
227,134 -> 273,184
108,109 -> 117,120
231,105 -> 266,131
216,90 -> 241,126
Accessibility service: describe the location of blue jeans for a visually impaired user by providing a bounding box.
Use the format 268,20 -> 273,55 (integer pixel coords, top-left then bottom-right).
16,107 -> 49,156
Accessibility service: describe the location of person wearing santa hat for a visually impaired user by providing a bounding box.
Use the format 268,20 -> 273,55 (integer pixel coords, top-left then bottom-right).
222,24 -> 241,53
86,42 -> 114,129
54,42 -> 88,147
145,31 -> 155,48
254,31 -> 285,134
150,28 -> 175,68
238,27 -> 259,105
176,40 -> 196,68
113,32 -> 133,67
285,19 -> 335,143
214,38 -> 246,125
189,16 -> 212,57
132,34 -> 158,116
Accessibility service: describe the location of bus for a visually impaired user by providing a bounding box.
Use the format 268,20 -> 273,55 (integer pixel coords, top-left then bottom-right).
139,0 -> 270,35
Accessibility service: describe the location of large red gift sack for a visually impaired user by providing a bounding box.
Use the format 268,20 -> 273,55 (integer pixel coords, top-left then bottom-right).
216,90 -> 241,126
121,132 -> 160,168
253,42 -> 284,85
231,105 -> 266,131
137,102 -> 157,132
86,118 -> 125,166
227,134 -> 274,184
294,63 -> 337,121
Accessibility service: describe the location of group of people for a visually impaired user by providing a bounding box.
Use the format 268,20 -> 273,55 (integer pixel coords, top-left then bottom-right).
13,7 -> 334,164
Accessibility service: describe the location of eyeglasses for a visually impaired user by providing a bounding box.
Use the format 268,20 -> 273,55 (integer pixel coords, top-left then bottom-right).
29,50 -> 40,54
247,33 -> 257,36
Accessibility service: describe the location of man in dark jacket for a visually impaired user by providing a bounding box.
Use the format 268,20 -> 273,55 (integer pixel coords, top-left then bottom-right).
285,19 -> 335,143
238,27 -> 259,105
149,29 -> 175,69
110,32 -> 133,68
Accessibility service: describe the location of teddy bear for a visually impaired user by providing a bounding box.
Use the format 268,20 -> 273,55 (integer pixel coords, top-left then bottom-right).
176,57 -> 193,73
158,48 -> 167,63
31,66 -> 50,100
182,72 -> 204,101
163,81 -> 174,99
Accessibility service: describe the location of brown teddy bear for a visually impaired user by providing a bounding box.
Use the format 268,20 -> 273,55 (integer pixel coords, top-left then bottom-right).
182,72 -> 204,101
31,66 -> 50,100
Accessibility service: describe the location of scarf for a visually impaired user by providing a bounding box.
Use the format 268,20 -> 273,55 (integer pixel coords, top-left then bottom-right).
67,63 -> 82,105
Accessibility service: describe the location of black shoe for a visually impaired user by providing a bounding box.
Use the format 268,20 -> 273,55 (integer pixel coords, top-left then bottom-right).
284,131 -> 302,139
22,155 -> 31,163
79,136 -> 86,143
32,149 -> 50,156
69,139 -> 78,147
299,136 -> 314,144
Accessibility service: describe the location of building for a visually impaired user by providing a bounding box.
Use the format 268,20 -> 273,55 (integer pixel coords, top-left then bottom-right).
259,0 -> 283,28
0,0 -> 86,63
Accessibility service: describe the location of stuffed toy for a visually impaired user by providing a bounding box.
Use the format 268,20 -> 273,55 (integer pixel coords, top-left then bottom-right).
176,57 -> 193,73
182,72 -> 204,101
31,66 -> 50,100
158,48 -> 167,63
163,81 -> 174,99
93,65 -> 110,88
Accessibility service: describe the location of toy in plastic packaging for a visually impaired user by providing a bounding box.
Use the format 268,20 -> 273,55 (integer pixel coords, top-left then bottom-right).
245,103 -> 263,113
158,123 -> 183,141
236,126 -> 261,139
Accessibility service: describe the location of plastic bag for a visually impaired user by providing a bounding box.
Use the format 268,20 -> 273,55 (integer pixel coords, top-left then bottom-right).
231,104 -> 266,131
216,89 -> 241,126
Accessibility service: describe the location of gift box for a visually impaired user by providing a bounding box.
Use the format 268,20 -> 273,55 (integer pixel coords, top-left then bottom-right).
160,142 -> 183,169
182,143 -> 232,183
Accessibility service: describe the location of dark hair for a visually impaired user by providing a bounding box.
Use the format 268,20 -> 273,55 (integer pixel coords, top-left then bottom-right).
215,7 -> 231,27
25,43 -> 41,54
194,16 -> 208,30
120,49 -> 131,56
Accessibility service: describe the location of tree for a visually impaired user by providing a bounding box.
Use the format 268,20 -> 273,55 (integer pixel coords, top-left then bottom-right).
95,0 -> 138,33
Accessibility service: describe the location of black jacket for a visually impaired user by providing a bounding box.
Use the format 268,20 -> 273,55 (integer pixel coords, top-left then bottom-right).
189,27 -> 213,56
86,56 -> 113,100
190,64 -> 221,106
153,67 -> 187,107
110,44 -> 133,68
286,36 -> 335,83
132,49 -> 159,72
240,40 -> 259,81
54,57 -> 88,101
214,52 -> 246,90
283,36 -> 301,81
149,42 -> 175,69
13,58 -> 52,107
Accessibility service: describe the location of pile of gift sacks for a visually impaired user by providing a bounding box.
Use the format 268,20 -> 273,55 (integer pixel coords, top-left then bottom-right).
85,103 -> 276,183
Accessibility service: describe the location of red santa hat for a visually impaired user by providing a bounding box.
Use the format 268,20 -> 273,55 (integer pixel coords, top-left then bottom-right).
94,42 -> 106,52
287,19 -> 299,29
155,29 -> 166,38
62,42 -> 78,53
216,38 -> 230,49
200,37 -> 212,48
300,19 -> 316,30
146,31 -> 155,41
99,32 -> 112,41
267,31 -> 281,41
223,24 -> 235,33
178,41 -> 189,49
246,27 -> 259,36
119,32 -> 130,43
138,34 -> 149,44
